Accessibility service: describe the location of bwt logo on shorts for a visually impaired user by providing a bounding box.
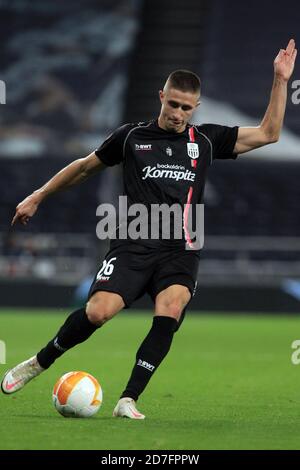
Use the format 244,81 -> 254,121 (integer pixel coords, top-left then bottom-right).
135,144 -> 152,151
142,163 -> 195,182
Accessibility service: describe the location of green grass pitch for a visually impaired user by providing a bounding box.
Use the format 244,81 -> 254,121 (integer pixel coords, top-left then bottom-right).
0,309 -> 300,450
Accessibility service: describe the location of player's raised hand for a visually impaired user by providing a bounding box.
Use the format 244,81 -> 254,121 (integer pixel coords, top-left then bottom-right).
11,193 -> 40,226
274,39 -> 297,81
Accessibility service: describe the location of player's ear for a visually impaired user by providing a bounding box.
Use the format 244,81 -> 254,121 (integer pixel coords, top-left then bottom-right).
159,90 -> 164,103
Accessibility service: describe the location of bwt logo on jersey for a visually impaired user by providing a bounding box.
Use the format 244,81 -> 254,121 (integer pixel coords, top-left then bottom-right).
135,143 -> 152,151
142,164 -> 195,182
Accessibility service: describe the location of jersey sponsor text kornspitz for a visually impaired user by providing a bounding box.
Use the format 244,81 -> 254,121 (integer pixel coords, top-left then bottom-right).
142,164 -> 195,182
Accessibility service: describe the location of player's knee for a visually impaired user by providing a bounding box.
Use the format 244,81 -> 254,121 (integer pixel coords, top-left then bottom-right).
157,298 -> 186,320
86,292 -> 123,326
156,287 -> 191,320
167,301 -> 184,320
85,305 -> 110,326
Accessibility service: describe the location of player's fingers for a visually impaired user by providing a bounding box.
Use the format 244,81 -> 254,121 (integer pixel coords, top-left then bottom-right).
11,211 -> 22,226
21,215 -> 29,225
12,210 -> 29,226
286,39 -> 295,56
274,49 -> 284,62
292,49 -> 297,62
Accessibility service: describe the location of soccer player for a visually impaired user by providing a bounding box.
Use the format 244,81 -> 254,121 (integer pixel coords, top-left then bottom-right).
1,40 -> 297,419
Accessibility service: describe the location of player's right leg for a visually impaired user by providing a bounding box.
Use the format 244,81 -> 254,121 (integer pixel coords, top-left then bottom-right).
1,292 -> 124,394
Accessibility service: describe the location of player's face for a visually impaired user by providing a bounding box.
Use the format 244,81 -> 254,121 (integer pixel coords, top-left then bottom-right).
158,87 -> 200,133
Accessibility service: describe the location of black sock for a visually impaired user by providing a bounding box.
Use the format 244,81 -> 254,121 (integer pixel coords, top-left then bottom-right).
37,308 -> 99,369
120,316 -> 178,401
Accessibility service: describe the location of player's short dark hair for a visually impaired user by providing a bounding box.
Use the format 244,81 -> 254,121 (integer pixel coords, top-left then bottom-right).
166,70 -> 201,95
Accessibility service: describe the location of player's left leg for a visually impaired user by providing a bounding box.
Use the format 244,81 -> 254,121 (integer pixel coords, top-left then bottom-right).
1,292 -> 124,395
113,285 -> 190,419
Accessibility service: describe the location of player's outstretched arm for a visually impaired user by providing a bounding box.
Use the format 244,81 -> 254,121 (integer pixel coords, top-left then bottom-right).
11,152 -> 105,226
234,39 -> 297,154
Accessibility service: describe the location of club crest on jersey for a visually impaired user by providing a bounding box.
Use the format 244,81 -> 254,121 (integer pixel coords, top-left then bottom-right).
187,142 -> 199,159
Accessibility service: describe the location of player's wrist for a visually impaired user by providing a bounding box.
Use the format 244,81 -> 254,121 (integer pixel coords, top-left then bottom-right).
32,189 -> 46,204
273,72 -> 289,84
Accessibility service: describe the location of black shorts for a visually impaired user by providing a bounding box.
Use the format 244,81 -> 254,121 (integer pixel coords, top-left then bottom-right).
88,241 -> 200,307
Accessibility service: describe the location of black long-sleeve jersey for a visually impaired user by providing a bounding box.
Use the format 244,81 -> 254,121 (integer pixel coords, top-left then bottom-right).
95,119 -> 239,249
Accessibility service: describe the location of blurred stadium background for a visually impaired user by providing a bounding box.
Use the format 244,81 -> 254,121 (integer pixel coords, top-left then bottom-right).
0,0 -> 300,313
